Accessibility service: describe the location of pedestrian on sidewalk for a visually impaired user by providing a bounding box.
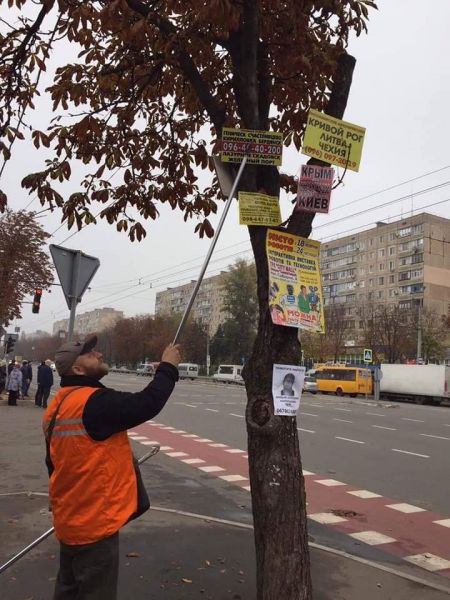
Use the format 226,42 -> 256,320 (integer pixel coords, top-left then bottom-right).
43,334 -> 181,600
39,359 -> 54,409
7,363 -> 22,406
0,360 -> 6,395
20,360 -> 32,398
35,361 -> 45,406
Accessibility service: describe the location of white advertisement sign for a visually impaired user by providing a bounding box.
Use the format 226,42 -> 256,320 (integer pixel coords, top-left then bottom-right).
272,364 -> 306,417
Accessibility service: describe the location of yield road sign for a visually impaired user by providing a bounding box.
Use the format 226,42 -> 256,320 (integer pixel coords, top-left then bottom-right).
49,244 -> 100,309
363,348 -> 373,363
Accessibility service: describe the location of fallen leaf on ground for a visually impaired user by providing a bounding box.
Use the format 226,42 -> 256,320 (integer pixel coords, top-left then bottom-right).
126,552 -> 140,558
181,578 -> 193,584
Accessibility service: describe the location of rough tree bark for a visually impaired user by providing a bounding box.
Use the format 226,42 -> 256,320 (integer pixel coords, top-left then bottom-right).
243,54 -> 357,599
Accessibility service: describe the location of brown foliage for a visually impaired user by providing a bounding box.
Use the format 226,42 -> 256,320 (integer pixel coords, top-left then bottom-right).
0,209 -> 53,325
0,0 -> 375,240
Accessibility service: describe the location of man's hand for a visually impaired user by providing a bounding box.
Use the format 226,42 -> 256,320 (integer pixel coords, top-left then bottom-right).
161,344 -> 181,368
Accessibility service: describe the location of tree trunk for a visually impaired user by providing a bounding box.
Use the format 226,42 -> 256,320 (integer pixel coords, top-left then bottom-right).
244,54 -> 356,599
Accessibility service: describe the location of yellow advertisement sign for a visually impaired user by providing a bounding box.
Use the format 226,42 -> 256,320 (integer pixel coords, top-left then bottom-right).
220,127 -> 283,166
302,109 -> 365,172
267,229 -> 325,334
239,192 -> 281,226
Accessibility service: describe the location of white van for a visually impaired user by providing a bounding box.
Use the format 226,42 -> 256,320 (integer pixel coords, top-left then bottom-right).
213,365 -> 244,383
178,363 -> 199,380
136,363 -> 155,377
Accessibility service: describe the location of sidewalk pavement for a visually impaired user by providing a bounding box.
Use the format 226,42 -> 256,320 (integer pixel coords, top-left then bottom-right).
1,394 -> 450,599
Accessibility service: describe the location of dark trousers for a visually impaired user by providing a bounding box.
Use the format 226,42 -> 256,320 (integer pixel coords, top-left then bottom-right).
35,384 -> 43,406
54,532 -> 119,600
8,390 -> 18,406
36,385 -> 51,407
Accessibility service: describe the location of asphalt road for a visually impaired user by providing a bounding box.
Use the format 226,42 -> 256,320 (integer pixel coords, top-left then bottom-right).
104,372 -> 450,515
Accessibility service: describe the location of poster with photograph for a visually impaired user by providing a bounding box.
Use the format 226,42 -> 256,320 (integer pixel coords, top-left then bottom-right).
267,229 -> 326,334
272,364 -> 306,417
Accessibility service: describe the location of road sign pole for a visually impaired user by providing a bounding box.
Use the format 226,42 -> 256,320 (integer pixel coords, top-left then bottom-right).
173,156 -> 248,345
67,251 -> 82,342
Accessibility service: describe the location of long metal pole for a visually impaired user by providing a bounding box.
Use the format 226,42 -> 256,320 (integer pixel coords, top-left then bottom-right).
173,156 -> 248,345
0,447 -> 160,575
67,251 -> 82,342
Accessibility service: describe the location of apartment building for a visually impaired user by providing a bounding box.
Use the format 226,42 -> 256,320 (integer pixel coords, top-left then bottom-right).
53,307 -> 124,336
155,272 -> 227,335
320,212 -> 450,358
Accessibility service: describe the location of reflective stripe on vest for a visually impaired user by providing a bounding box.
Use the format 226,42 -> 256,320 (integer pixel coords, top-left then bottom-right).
42,386 -> 137,545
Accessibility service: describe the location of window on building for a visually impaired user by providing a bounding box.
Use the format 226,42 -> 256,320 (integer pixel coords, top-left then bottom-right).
369,265 -> 374,273
379,263 -> 385,271
389,246 -> 395,256
389,260 -> 395,271
379,235 -> 384,243
369,238 -> 373,246
368,292 -> 373,300
378,276 -> 384,285
399,301 -> 411,310
389,288 -> 397,298
389,232 -> 396,241
377,290 -> 384,299
412,253 -> 424,264
399,271 -> 410,281
399,226 -> 411,237
359,280 -> 365,288
389,275 -> 395,284
369,251 -> 375,259
378,248 -> 385,258
410,269 -> 423,279
412,224 -> 423,234
369,278 -> 373,287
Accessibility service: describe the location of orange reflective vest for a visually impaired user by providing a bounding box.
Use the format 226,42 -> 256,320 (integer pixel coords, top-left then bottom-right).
43,386 -> 137,545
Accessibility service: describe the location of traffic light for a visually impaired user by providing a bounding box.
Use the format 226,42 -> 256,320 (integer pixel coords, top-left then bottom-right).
32,288 -> 42,314
5,335 -> 16,354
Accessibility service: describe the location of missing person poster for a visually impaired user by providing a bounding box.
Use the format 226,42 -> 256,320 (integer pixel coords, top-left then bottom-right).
273,364 -> 306,416
267,229 -> 325,334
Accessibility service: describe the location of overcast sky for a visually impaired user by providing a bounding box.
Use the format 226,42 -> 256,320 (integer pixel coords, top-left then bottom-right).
4,0 -> 450,335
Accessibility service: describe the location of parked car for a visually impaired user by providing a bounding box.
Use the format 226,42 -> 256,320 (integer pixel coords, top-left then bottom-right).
303,376 -> 318,394
178,363 -> 199,380
136,363 -> 155,377
213,365 -> 244,383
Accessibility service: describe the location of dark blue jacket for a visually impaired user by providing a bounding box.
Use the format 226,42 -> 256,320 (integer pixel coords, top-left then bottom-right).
39,365 -> 53,388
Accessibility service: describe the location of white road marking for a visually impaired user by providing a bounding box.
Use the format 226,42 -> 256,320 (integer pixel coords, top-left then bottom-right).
315,479 -> 346,487
309,513 -> 347,525
297,428 -> 316,434
165,452 -> 189,458
159,446 -> 173,451
198,465 -> 225,473
129,436 -> 149,441
333,418 -> 353,424
372,425 -> 397,431
433,518 -> 450,528
230,413 -> 245,418
420,433 -> 450,441
386,502 -> 426,514
349,531 -> 396,546
182,458 -> 205,465
171,430 -> 187,434
405,553 -> 450,572
334,408 -> 352,412
225,449 -> 245,454
183,404 -> 198,408
209,443 -> 228,448
347,490 -> 382,499
392,448 -> 429,458
182,434 -> 198,438
302,470 -> 315,476
366,412 -> 385,417
242,486 -> 251,491
299,412 -> 319,417
194,438 -> 213,443
139,440 -> 160,445
219,474 -> 247,482
401,418 -> 424,423
308,404 -> 324,407
336,437 -> 365,444
205,408 -> 219,413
